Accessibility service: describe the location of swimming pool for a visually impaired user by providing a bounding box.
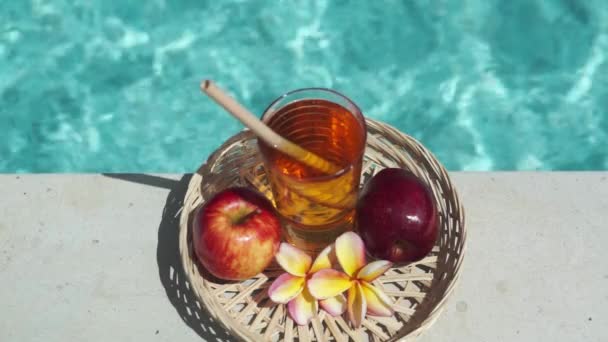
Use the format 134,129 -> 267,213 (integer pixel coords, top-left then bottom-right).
1,1 -> 607,172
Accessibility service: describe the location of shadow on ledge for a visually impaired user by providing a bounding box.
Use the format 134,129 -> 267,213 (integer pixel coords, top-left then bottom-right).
156,174 -> 233,341
102,173 -> 179,190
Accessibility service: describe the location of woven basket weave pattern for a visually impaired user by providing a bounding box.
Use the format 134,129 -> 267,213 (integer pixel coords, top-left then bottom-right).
179,119 -> 466,341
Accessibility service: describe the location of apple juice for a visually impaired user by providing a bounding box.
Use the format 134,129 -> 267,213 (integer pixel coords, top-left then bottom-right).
259,95 -> 367,254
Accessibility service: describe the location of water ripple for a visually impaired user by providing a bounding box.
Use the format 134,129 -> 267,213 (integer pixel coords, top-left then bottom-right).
0,0 -> 607,172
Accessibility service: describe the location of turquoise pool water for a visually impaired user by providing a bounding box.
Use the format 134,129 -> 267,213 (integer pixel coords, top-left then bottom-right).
1,1 -> 607,172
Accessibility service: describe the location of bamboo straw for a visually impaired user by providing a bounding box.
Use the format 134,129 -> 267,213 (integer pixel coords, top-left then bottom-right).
200,80 -> 341,175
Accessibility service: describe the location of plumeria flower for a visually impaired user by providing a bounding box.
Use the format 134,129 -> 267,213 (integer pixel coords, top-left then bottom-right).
268,243 -> 348,325
307,232 -> 394,328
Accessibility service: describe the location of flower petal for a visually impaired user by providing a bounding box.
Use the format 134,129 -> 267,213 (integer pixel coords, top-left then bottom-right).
275,243 -> 312,277
356,260 -> 393,282
335,232 -> 366,277
361,281 -> 394,317
307,269 -> 353,300
288,287 -> 318,326
347,282 -> 367,329
320,294 -> 347,317
268,273 -> 305,304
309,244 -> 336,273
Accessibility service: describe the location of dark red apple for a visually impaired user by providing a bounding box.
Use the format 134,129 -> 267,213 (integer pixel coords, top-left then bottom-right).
193,187 -> 282,281
355,168 -> 438,264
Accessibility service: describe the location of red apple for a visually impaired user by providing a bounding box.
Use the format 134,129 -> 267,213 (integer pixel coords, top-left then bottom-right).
355,168 -> 438,264
193,187 -> 282,281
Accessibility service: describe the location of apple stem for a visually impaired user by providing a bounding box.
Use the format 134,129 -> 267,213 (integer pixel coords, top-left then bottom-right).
233,209 -> 261,226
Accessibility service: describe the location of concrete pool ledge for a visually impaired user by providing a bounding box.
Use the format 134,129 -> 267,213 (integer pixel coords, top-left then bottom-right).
0,172 -> 606,341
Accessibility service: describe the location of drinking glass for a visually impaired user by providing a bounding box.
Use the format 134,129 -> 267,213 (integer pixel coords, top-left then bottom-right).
258,88 -> 367,254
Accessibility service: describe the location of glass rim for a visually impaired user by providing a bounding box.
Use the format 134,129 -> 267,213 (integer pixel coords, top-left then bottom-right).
258,87 -> 367,181
260,87 -> 365,122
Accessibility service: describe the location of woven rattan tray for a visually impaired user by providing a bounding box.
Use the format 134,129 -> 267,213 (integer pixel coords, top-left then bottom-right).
179,119 -> 466,341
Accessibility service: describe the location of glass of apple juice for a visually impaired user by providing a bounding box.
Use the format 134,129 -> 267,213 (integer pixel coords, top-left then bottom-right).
257,88 -> 367,255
